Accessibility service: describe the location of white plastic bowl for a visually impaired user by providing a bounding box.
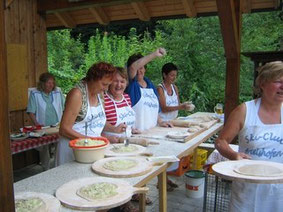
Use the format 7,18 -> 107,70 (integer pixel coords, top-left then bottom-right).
69,137 -> 109,163
72,144 -> 109,163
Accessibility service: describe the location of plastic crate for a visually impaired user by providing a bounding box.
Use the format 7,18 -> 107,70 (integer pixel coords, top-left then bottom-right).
203,171 -> 231,212
167,155 -> 191,176
190,148 -> 208,170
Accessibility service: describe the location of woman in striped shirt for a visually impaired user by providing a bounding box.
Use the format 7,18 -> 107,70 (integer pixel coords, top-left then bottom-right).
103,67 -> 140,142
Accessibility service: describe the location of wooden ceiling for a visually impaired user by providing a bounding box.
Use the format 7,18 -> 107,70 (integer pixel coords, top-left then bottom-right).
37,0 -> 280,29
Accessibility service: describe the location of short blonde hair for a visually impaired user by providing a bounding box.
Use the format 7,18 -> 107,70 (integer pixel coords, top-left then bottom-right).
254,61 -> 283,96
115,67 -> 128,83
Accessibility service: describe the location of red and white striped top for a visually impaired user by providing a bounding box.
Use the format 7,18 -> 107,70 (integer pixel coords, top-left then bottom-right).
104,93 -> 132,126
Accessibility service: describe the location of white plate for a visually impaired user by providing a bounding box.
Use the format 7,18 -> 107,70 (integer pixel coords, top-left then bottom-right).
167,131 -> 190,139
212,160 -> 283,184
10,133 -> 28,141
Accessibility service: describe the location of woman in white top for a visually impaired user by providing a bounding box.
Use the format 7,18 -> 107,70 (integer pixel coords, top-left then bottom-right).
157,62 -> 194,121
215,61 -> 283,212
58,62 -> 116,165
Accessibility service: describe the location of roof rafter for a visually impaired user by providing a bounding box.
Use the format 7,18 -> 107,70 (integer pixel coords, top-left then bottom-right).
37,0 -> 131,13
131,1 -> 150,21
54,11 -> 76,28
89,7 -> 109,25
181,0 -> 197,17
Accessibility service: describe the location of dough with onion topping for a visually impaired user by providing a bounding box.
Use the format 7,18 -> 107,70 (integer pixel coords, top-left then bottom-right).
75,139 -> 105,147
103,159 -> 138,171
15,197 -> 46,212
111,145 -> 138,153
77,182 -> 118,201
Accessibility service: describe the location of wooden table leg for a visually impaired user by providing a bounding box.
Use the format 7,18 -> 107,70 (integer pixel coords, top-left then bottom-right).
139,192 -> 146,212
158,171 -> 167,212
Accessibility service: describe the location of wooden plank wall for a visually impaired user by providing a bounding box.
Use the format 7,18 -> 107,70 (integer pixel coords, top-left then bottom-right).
5,0 -> 48,132
0,0 -> 15,211
4,0 -> 48,169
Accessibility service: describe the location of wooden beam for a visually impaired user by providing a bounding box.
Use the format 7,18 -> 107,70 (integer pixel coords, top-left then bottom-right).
38,0 -> 131,13
0,1 -> 15,211
5,0 -> 15,8
216,0 -> 242,121
181,0 -> 197,17
131,2 -> 150,21
243,0 -> 252,13
89,6 -> 109,25
273,0 -> 280,8
54,11 -> 76,28
216,0 -> 240,58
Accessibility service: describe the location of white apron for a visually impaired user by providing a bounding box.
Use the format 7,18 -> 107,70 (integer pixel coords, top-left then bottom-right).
230,99 -> 283,212
56,95 -> 106,166
159,83 -> 179,121
132,87 -> 159,131
104,93 -> 136,137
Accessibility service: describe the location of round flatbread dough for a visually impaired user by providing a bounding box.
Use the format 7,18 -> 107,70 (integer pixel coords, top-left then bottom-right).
234,164 -> 283,177
77,182 -> 118,201
110,145 -> 138,153
15,197 -> 46,212
103,159 -> 138,171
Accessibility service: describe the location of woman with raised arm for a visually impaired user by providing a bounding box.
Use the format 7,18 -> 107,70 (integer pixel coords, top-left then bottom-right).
126,48 -> 173,131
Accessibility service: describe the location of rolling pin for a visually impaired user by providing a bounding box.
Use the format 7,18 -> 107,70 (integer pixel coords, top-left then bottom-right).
118,137 -> 159,147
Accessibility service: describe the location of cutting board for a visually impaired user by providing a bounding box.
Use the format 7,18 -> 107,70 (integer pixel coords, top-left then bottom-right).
92,157 -> 153,178
140,126 -> 206,143
56,177 -> 148,211
15,192 -> 61,212
172,115 -> 219,129
40,126 -> 59,135
212,160 -> 283,184
105,144 -> 147,157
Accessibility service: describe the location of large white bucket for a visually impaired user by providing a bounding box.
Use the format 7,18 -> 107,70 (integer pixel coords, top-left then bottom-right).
184,170 -> 205,198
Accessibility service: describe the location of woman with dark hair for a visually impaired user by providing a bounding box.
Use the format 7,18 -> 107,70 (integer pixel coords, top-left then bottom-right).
58,62 -> 116,165
157,62 -> 194,121
27,72 -> 65,170
126,48 -> 172,131
215,61 -> 283,211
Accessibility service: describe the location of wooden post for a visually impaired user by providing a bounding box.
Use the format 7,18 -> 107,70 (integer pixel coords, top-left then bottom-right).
0,0 -> 15,211
216,0 -> 242,121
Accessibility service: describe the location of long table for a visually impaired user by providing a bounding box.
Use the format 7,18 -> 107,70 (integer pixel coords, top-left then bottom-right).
11,133 -> 59,154
14,112 -> 223,212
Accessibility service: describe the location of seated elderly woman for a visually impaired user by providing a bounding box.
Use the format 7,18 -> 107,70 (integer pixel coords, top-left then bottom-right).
103,67 -> 140,142
58,62 -> 116,166
215,61 -> 283,212
27,72 -> 65,170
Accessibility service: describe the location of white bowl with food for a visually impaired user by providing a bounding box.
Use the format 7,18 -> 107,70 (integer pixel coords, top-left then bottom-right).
69,137 -> 109,163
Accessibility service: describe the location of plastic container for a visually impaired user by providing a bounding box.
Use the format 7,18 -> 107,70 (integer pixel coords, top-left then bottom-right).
69,137 -> 109,163
190,148 -> 208,170
184,170 -> 205,198
167,155 -> 191,176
